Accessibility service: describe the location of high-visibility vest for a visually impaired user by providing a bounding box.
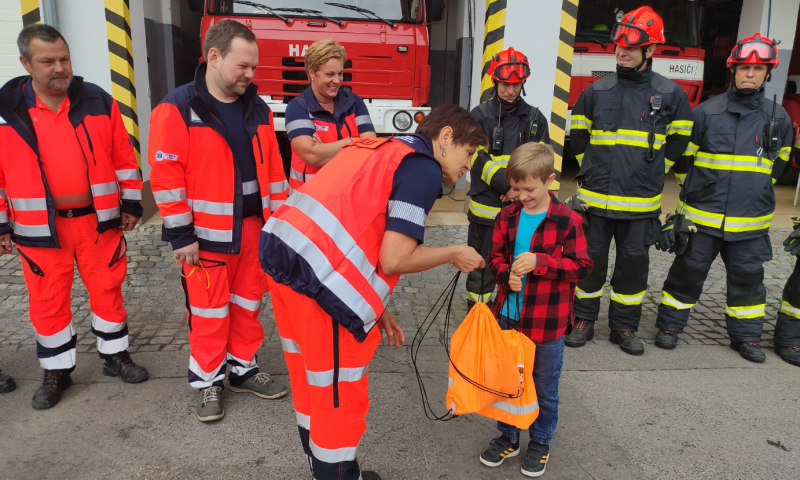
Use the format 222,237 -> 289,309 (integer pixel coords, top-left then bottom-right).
0,76 -> 142,248
262,136 -> 424,341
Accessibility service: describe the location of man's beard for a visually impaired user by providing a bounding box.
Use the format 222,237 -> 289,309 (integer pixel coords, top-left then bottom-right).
48,73 -> 71,92
222,74 -> 250,96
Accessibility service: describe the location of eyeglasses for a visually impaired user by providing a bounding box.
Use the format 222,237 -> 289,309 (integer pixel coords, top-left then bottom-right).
610,24 -> 652,46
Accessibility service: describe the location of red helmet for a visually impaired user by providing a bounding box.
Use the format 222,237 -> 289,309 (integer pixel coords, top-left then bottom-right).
489,47 -> 531,84
610,6 -> 666,47
727,33 -> 780,69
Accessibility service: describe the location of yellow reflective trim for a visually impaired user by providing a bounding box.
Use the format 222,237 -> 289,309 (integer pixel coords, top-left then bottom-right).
575,285 -> 604,299
467,291 -> 493,303
724,304 -> 765,319
468,200 -> 502,220
579,188 -> 661,212
679,201 -> 724,228
661,291 -> 694,310
695,152 -> 773,174
779,300 -> 800,320
664,158 -> 675,173
610,287 -> 645,305
723,213 -> 773,233
589,129 -> 665,150
576,152 -> 584,167
778,147 -> 791,161
683,142 -> 699,156
667,120 -> 693,136
773,177 -> 778,184
570,115 -> 592,130
674,172 -> 687,185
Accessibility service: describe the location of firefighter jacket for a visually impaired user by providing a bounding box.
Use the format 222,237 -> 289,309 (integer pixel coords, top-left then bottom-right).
467,96 -> 550,226
672,87 -> 793,241
261,135 -> 436,341
0,76 -> 142,248
570,61 -> 693,219
148,62 -> 289,254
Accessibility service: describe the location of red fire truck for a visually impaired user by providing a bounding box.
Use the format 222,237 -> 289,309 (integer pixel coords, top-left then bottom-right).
190,0 -> 443,134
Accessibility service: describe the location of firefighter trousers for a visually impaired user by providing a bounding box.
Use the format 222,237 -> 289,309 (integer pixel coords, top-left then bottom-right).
267,276 -> 381,480
181,216 -> 266,389
573,215 -> 658,331
656,232 -> 773,343
775,259 -> 800,347
17,214 -> 129,370
466,221 -> 496,306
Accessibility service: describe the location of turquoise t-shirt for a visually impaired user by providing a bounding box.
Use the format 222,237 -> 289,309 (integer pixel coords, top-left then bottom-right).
500,209 -> 546,320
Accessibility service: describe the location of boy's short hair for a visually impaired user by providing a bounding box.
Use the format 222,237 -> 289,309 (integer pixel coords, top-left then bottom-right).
506,143 -> 555,182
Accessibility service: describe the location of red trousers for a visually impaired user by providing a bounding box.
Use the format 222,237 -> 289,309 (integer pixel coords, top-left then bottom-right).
182,216 -> 267,389
17,214 -> 128,370
267,276 -> 380,480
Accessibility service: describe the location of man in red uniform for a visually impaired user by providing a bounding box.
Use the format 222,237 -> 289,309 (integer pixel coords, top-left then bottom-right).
0,25 -> 148,410
149,19 -> 289,422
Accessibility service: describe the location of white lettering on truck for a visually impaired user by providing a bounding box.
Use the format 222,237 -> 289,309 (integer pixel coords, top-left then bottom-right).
289,44 -> 310,57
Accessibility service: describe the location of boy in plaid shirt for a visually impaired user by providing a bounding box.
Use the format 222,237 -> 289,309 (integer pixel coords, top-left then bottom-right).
479,143 -> 592,477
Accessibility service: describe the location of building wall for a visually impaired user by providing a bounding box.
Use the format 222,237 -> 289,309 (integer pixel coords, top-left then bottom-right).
0,0 -> 26,86
58,0 -> 112,93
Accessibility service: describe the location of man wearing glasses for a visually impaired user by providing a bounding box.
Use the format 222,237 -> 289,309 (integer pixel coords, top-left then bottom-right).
566,6 -> 693,355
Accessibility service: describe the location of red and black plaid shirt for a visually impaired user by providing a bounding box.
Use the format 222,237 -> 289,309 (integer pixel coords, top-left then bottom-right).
489,193 -> 593,342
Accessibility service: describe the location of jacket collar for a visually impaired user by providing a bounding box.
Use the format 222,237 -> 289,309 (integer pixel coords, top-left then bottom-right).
487,95 -> 532,119
192,62 -> 260,119
725,85 -> 764,114
508,191 -> 561,225
617,60 -> 654,86
300,84 -> 356,117
0,74 -> 85,116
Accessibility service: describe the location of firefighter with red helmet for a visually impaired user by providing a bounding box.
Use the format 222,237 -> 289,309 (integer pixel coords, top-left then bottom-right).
654,33 -> 793,363
466,47 -> 550,308
566,6 -> 694,355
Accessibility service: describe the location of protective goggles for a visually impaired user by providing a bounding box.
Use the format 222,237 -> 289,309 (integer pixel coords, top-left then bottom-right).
493,62 -> 531,82
730,40 -> 777,63
610,23 -> 651,46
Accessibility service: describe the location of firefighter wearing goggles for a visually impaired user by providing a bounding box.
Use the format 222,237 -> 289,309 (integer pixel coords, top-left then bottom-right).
653,33 -> 794,364
465,47 -> 550,308
566,6 -> 694,355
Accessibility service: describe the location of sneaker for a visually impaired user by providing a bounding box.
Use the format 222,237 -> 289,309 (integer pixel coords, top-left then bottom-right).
196,386 -> 225,422
565,318 -> 594,348
31,369 -> 73,409
521,442 -> 549,477
609,331 -> 644,355
229,372 -> 288,399
654,330 -> 679,349
775,346 -> 800,367
0,369 -> 16,394
102,351 -> 149,384
479,435 -> 520,467
730,341 -> 766,363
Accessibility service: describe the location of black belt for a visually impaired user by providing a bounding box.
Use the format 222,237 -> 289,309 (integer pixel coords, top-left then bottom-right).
56,205 -> 95,218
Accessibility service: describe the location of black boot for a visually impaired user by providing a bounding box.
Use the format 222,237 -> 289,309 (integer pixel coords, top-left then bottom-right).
654,330 -> 678,349
564,318 -> 594,347
31,369 -> 73,409
775,346 -> 800,367
610,331 -> 644,355
102,351 -> 149,383
730,341 -> 766,363
0,369 -> 16,394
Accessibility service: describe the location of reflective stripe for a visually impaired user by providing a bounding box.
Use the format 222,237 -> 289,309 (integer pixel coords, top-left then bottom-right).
189,108 -> 203,123
575,286 -> 604,299
163,211 -> 193,228
724,304 -> 765,319
230,293 -> 262,312
269,180 -> 290,194
589,129 -> 665,150
467,291 -> 493,303
36,322 -> 76,348
724,214 -> 772,233
387,200 -> 427,227
779,300 -> 800,320
188,355 -> 226,389
683,142 -> 699,156
290,168 -> 313,183
286,118 -> 315,134
270,198 -> 285,211
678,201 -> 724,229
674,172 -> 687,185
281,336 -> 302,354
115,169 -> 140,181
120,188 -> 142,201
192,199 -> 233,216
226,352 -> 257,376
153,188 -> 186,204
579,188 -> 661,212
195,226 -> 232,242
488,399 -> 539,415
695,152 -> 773,174
91,181 -> 118,196
91,311 -> 126,333
190,304 -> 229,318
575,152 -> 584,167
96,206 -> 121,222
355,115 -> 372,126
0,211 -> 7,223
39,349 -> 76,370
610,288 -> 645,305
97,335 -> 129,355
570,115 -> 592,130
306,365 -> 368,387
468,200 -> 502,219
296,411 -> 311,430
242,180 -> 259,195
778,146 -> 791,161
10,197 -> 47,211
448,377 -> 453,388
661,291 -> 694,310
666,120 -> 693,136
309,437 -> 358,463
10,221 -> 50,237
664,158 -> 675,173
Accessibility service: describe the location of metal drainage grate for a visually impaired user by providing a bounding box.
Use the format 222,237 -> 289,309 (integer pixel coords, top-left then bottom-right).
591,71 -> 614,78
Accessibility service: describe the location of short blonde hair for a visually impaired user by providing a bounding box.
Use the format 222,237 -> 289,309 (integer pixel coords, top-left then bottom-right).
506,143 -> 555,182
305,39 -> 347,78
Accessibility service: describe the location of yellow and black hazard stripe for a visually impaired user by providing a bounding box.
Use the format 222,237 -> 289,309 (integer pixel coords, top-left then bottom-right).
548,0 -> 579,192
479,0 -> 506,104
104,0 -> 141,166
20,0 -> 40,27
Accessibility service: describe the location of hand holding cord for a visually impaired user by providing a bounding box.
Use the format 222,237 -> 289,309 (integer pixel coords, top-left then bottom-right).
783,216 -> 800,256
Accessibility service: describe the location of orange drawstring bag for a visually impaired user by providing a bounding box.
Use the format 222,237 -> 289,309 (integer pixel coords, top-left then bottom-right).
445,302 -> 523,415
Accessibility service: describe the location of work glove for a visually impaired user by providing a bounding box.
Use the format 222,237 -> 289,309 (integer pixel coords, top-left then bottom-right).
783,217 -> 800,256
657,213 -> 697,256
564,196 -> 589,230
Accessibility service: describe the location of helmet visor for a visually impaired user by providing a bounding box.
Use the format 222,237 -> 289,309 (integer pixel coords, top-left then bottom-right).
731,40 -> 777,63
493,62 -> 531,82
611,24 -> 651,46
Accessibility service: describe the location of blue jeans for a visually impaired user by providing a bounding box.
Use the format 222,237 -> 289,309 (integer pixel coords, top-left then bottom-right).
496,315 -> 564,445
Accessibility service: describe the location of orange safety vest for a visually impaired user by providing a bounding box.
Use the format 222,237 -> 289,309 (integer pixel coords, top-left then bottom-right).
262,136 -> 427,340
0,76 -> 142,248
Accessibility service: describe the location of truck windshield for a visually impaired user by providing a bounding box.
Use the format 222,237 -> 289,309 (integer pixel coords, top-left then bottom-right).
575,1 -> 699,48
209,0 -> 421,23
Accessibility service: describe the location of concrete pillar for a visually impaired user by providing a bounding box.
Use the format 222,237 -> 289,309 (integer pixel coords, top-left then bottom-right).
738,0 -> 800,102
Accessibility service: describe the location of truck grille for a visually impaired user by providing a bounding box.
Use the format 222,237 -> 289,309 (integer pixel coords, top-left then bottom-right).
591,71 -> 614,78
